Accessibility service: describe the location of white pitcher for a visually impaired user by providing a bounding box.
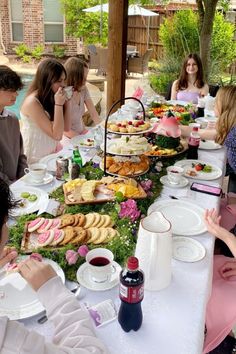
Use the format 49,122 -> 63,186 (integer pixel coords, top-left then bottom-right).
135,211 -> 172,291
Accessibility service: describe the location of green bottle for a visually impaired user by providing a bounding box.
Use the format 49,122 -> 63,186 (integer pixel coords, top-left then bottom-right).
72,146 -> 83,167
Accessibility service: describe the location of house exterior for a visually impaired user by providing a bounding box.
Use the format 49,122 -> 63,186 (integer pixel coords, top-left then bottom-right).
0,0 -> 78,55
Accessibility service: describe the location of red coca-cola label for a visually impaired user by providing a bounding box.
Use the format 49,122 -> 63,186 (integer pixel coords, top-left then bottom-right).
119,283 -> 144,303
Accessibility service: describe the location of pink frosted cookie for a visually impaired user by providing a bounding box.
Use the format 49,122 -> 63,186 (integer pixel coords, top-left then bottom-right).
49,219 -> 61,230
28,218 -> 45,233
37,230 -> 54,247
29,253 -> 43,262
50,229 -> 64,246
37,219 -> 53,234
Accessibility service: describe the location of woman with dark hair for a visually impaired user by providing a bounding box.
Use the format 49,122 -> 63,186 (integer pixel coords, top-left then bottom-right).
0,178 -> 108,353
20,58 -> 70,163
171,53 -> 209,104
62,57 -> 101,143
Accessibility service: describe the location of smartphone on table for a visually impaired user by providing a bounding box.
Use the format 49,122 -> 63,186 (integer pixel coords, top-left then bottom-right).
190,182 -> 222,197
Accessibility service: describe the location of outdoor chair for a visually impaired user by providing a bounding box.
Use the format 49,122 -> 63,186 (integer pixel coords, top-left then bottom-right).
87,45 -> 100,70
127,45 -> 137,52
127,48 -> 153,75
97,47 -> 108,76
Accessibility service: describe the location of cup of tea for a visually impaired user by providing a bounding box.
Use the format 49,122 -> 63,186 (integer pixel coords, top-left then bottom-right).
86,248 -> 115,283
24,163 -> 47,183
166,166 -> 184,185
64,86 -> 73,100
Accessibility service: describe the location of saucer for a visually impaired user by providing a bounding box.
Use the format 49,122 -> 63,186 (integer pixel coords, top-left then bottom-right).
76,261 -> 121,291
173,236 -> 206,262
160,175 -> 189,188
23,173 -> 54,186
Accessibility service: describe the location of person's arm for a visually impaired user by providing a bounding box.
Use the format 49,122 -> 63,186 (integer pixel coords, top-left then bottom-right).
17,132 -> 28,179
201,83 -> 209,96
4,260 -> 108,354
205,208 -> 236,257
85,98 -> 102,125
170,80 -> 178,100
180,125 -> 217,140
21,87 -> 66,141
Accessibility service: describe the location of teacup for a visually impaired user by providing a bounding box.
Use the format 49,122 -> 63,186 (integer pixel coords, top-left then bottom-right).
166,166 -> 184,185
86,248 -> 115,283
64,86 -> 73,100
189,122 -> 201,129
24,163 -> 47,183
195,118 -> 208,129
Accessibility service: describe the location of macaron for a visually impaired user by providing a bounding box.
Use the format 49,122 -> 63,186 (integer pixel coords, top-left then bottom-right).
28,218 -> 45,233
37,219 -> 53,234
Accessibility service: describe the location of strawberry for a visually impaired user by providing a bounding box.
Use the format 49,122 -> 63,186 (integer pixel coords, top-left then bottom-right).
195,163 -> 204,171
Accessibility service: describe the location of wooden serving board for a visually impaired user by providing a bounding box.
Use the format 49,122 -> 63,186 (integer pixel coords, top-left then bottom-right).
63,183 -> 147,205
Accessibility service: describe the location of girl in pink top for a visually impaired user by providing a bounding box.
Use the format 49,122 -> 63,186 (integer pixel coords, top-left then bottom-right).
171,53 -> 209,104
203,208 -> 236,353
63,58 -> 101,142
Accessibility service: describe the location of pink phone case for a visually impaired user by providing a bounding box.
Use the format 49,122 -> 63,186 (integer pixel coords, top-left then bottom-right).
190,182 -> 222,196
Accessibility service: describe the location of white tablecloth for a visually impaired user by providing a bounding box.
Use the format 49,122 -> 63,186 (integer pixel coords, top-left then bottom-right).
15,146 -> 227,354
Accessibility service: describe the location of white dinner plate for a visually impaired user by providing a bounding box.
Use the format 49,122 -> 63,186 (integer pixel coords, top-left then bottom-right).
160,175 -> 189,188
22,173 -> 54,186
10,186 -> 49,216
166,100 -> 189,106
71,135 -> 95,149
175,159 -> 222,181
148,200 -> 206,236
39,152 -> 71,174
0,257 -> 65,320
199,140 -> 222,150
77,261 -> 121,291
173,237 -> 206,262
100,140 -> 150,156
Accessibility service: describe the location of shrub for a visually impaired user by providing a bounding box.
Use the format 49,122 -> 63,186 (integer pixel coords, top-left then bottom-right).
13,44 -> 31,59
31,44 -> 44,60
52,45 -> 66,58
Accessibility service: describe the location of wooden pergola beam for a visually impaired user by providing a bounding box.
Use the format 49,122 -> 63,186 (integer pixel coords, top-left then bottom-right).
106,0 -> 128,114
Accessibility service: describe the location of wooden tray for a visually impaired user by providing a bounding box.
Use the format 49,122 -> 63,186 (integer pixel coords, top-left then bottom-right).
63,182 -> 147,205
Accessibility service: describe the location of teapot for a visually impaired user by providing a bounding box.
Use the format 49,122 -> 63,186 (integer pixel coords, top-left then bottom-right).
135,211 -> 172,291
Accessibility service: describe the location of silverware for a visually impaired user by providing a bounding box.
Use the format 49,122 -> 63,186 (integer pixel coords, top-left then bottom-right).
37,285 -> 80,324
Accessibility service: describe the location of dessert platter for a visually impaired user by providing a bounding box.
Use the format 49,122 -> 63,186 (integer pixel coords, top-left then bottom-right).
175,160 -> 222,180
63,176 -> 147,204
145,139 -> 188,158
101,155 -> 150,177
21,213 -> 119,253
104,119 -> 152,135
101,136 -> 151,156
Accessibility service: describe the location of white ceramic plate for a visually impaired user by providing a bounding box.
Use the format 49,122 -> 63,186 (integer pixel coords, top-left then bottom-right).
0,257 -> 65,320
173,236 -> 206,262
100,140 -> 150,156
160,175 -> 189,188
166,100 -> 189,106
10,186 -> 49,216
199,140 -> 222,150
22,173 -> 54,186
175,159 -> 222,181
77,261 -> 121,291
71,136 -> 95,149
39,152 -> 71,174
148,200 -> 206,236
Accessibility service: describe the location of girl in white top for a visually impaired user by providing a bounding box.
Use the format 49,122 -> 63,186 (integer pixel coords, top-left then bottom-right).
0,178 -> 108,354
62,58 -> 101,144
20,59 -> 70,164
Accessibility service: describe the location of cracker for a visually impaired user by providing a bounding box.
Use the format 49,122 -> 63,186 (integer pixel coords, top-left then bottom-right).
93,227 -> 109,244
90,213 -> 101,227
87,227 -> 100,243
83,213 -> 95,229
101,215 -> 111,228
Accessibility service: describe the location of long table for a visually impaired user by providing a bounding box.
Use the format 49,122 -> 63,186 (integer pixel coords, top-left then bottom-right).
15,146 -> 226,354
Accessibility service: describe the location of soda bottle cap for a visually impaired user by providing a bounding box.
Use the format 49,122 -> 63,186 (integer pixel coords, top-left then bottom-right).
193,127 -> 199,132
127,256 -> 139,270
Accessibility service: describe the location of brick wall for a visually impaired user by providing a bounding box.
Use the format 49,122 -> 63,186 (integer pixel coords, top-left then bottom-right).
0,0 -> 77,56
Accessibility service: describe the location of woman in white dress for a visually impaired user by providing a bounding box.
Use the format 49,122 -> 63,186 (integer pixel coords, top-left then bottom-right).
20,59 -> 70,164
62,57 -> 101,145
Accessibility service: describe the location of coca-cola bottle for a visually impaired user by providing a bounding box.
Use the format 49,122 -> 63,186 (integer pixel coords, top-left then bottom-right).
118,256 -> 144,332
187,126 -> 200,160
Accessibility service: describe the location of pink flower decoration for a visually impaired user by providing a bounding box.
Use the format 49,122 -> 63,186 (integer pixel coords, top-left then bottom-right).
77,245 -> 89,257
140,179 -> 153,192
65,250 -> 79,265
119,199 -> 141,222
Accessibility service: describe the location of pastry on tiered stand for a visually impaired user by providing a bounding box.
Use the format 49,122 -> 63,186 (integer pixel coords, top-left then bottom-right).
107,120 -> 151,134
103,155 -> 149,176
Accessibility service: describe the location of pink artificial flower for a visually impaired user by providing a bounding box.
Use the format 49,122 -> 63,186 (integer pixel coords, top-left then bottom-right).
77,245 -> 89,257
119,199 -> 141,222
140,179 -> 153,192
65,250 -> 79,265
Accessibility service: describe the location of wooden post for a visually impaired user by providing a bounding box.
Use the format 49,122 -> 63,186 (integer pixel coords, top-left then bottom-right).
106,0 -> 128,113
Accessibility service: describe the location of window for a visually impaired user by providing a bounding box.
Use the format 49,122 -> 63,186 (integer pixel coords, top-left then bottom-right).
43,0 -> 64,42
10,0 -> 23,42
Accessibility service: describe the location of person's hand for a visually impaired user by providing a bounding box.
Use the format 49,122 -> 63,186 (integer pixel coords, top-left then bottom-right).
0,246 -> 18,268
219,260 -> 236,279
54,87 -> 66,106
204,208 -> 231,242
18,259 -> 57,291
